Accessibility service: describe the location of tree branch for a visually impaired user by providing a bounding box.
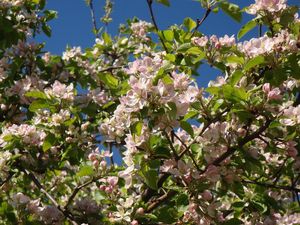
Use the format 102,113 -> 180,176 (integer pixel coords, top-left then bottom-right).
88,0 -> 100,38
172,130 -> 201,172
210,118 -> 271,167
191,8 -> 211,37
242,179 -> 300,192
64,175 -> 102,210
146,0 -> 168,52
0,172 -> 14,189
22,168 -> 77,224
145,190 -> 177,213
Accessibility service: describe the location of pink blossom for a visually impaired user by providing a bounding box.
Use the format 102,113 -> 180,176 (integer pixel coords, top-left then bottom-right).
205,165 -> 220,182
267,88 -> 282,100
247,0 -> 287,14
262,83 -> 271,93
192,36 -> 208,47
219,35 -> 236,47
107,176 -> 119,187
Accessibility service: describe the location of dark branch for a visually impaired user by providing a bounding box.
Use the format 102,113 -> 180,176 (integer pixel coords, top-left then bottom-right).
0,172 -> 14,189
89,0 -> 100,38
242,179 -> 300,192
211,118 -> 271,166
191,8 -> 211,37
21,168 -> 77,224
145,190 -> 177,213
64,175 -> 102,210
146,0 -> 168,52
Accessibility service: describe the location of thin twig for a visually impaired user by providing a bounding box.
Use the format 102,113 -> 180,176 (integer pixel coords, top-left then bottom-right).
259,24 -> 262,37
172,130 -> 202,172
0,172 -> 14,189
21,168 -> 77,224
191,8 -> 211,37
89,0 -> 100,38
146,0 -> 168,52
242,179 -> 300,192
64,175 -> 102,210
209,118 -> 271,167
98,66 -> 123,73
108,142 -> 114,166
145,190 -> 177,213
164,130 -> 179,160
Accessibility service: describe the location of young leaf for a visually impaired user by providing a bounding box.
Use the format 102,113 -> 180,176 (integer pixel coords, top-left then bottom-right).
180,121 -> 194,137
156,0 -> 170,7
183,17 -> 197,32
219,2 -> 242,23
76,165 -> 94,177
238,20 -> 257,40
42,133 -> 56,152
25,90 -> 48,99
244,55 -> 265,71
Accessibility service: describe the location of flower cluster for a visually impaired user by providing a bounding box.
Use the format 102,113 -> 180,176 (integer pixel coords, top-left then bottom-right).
192,34 -> 236,48
0,124 -> 46,147
45,80 -> 75,101
239,30 -> 298,58
247,0 -> 287,14
130,20 -> 152,40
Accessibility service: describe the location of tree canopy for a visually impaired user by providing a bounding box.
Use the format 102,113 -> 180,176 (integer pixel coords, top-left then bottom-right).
0,0 -> 300,224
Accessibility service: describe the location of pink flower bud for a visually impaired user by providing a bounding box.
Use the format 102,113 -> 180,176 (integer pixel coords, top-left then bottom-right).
107,176 -> 118,187
268,88 -> 282,100
100,160 -> 107,169
92,160 -> 99,167
105,186 -> 113,194
88,153 -> 97,161
131,220 -> 139,225
136,207 -> 144,215
0,104 -> 7,111
201,190 -> 213,201
99,185 -> 106,191
237,128 -> 246,137
262,83 -> 270,93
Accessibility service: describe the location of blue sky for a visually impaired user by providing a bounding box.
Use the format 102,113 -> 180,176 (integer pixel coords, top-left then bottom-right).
35,0 -> 299,86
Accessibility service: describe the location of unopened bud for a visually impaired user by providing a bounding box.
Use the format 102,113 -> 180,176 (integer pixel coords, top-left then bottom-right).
136,207 -> 144,215
131,220 -> 138,225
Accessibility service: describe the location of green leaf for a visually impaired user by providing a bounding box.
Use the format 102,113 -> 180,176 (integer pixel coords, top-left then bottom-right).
238,20 -> 257,40
244,55 -> 265,71
102,32 -> 112,44
180,121 -> 194,137
186,47 -> 205,56
183,110 -> 198,121
44,10 -> 58,22
98,73 -> 118,88
183,17 -> 197,32
165,54 -> 176,62
156,0 -> 170,7
141,160 -> 160,190
76,165 -> 94,177
42,133 -> 56,152
177,43 -> 191,52
219,2 -> 242,23
229,70 -> 243,85
132,121 -> 143,136
25,90 -> 48,99
166,102 -> 177,120
223,85 -> 248,102
206,86 -> 220,95
162,30 -> 174,42
29,100 -> 55,112
42,24 -> 52,37
226,56 -> 244,65
222,218 -> 243,225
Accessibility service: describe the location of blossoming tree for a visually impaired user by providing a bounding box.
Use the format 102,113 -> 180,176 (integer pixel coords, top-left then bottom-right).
0,0 -> 300,224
